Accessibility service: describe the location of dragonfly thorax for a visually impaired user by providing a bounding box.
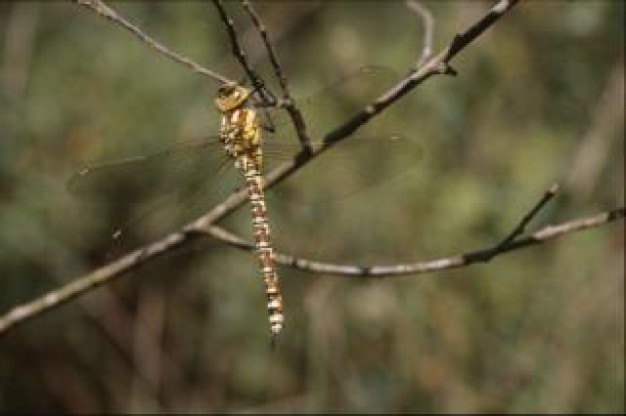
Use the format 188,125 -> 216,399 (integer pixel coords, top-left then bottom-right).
215,83 -> 261,164
218,105 -> 262,169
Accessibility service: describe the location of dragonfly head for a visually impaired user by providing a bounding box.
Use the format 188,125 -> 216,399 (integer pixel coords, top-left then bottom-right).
215,83 -> 252,113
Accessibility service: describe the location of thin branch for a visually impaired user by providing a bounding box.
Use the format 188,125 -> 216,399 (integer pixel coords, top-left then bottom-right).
72,0 -> 231,84
354,0 -> 520,135
240,0 -> 290,97
212,0 -> 267,95
197,198 -> 623,277
241,0 -> 312,151
489,183 -> 559,256
0,0 -> 520,336
203,207 -> 625,276
0,231 -> 195,336
460,207 -> 625,267
406,0 -> 435,68
1,207 -> 622,336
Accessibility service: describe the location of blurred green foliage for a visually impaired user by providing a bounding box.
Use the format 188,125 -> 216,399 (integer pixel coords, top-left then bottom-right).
0,1 -> 623,413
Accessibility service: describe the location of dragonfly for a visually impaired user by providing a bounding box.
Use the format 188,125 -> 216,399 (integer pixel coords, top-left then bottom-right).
214,81 -> 285,339
68,66 -> 423,341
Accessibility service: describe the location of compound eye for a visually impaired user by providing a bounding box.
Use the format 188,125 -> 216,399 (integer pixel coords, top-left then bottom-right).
218,84 -> 233,97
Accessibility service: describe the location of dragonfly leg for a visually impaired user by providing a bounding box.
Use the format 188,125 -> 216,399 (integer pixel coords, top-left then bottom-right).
259,106 -> 276,134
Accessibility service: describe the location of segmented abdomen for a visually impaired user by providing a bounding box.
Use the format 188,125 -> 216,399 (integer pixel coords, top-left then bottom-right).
218,105 -> 284,341
239,156 -> 284,339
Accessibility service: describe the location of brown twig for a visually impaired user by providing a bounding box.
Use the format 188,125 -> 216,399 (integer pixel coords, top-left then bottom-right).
72,0 -> 231,84
0,231 -> 195,336
488,183 -> 559,257
406,0 -> 435,68
201,207 -> 625,277
321,0 -> 521,149
241,0 -> 312,151
212,0 -> 267,95
1,207 -> 622,336
0,0 -> 523,336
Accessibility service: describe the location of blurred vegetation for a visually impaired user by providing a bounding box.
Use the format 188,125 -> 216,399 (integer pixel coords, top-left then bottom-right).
0,1 -> 623,413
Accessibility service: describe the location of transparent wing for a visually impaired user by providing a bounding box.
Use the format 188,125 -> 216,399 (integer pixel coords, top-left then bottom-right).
67,131 -> 422,254
257,65 -> 399,142
67,65 -> 420,252
67,137 -> 228,206
259,133 -> 425,264
68,132 -> 421,209
263,134 -> 422,204
263,65 -> 420,207
67,137 -> 240,250
68,65 -> 402,206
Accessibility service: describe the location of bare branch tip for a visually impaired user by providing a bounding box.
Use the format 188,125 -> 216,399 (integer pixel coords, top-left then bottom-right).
548,183 -> 560,194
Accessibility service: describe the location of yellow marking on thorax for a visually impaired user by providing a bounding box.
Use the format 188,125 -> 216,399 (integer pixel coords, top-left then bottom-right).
219,107 -> 263,169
